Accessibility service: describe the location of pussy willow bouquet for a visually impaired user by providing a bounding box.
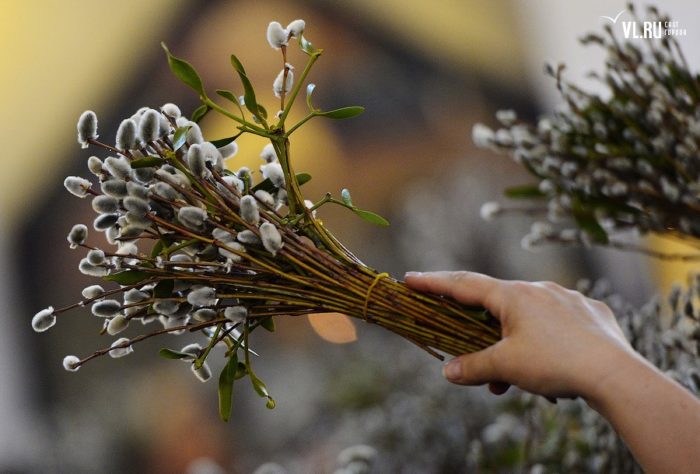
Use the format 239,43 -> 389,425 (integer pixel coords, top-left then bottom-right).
31,19 -> 499,421
474,4 -> 700,260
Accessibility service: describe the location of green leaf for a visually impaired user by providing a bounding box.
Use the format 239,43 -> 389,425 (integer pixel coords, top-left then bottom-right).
248,368 -> 275,409
103,270 -> 150,285
572,208 -> 609,244
130,156 -> 165,169
352,208 -> 390,226
161,43 -> 205,96
153,279 -> 175,298
341,188 -> 353,207
230,55 -> 262,118
171,126 -> 191,151
504,184 -> 546,199
260,316 -> 275,332
256,104 -> 268,120
234,361 -> 247,379
218,354 -> 238,422
210,135 -> 237,148
150,239 -> 166,258
191,104 -> 211,123
296,173 -> 312,186
317,106 -> 365,119
158,348 -> 193,360
251,173 -> 311,193
216,89 -> 238,103
298,35 -> 316,55
306,83 -> 316,110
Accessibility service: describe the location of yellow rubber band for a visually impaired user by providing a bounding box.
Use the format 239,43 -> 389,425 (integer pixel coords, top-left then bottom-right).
363,272 -> 389,320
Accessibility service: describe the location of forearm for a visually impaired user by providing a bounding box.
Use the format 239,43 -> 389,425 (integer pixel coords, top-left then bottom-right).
585,349 -> 700,474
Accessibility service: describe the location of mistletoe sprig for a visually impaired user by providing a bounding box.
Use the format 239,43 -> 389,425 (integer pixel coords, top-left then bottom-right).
33,19 -> 500,422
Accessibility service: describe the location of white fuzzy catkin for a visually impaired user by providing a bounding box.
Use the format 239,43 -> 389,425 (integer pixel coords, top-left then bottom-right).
260,222 -> 283,256
82,285 -> 105,299
138,109 -> 160,143
79,258 -> 108,277
180,343 -> 202,358
107,315 -> 129,335
104,156 -> 132,180
159,166 -> 191,188
158,315 -> 188,333
91,195 -> 118,214
261,162 -> 285,188
191,362 -> 212,382
124,289 -> 149,304
116,119 -> 137,150
77,110 -> 98,148
495,109 -> 517,126
186,121 -> 204,144
87,156 -> 103,176
153,299 -> 180,315
240,196 -> 260,225
116,241 -> 138,256
126,181 -> 148,199
62,355 -> 81,372
237,229 -> 260,245
219,241 -> 246,262
92,299 -> 121,317
109,338 -> 133,358
275,188 -> 288,210
161,103 -> 181,119
200,142 -> 222,165
105,226 -> 119,245
187,286 -> 217,307
212,227 -> 235,243
218,141 -> 239,159
254,190 -> 275,207
260,143 -> 277,163
67,224 -> 88,248
266,21 -> 288,49
101,179 -> 128,198
133,166 -> 155,184
178,206 -> 207,230
222,175 -> 244,194
224,305 -> 247,324
479,202 -> 501,221
273,67 -> 294,98
93,213 -> 118,230
186,144 -> 210,178
31,307 -> 56,332
86,249 -> 105,265
64,176 -> 93,198
337,445 -> 378,466
123,196 -> 150,217
158,115 -> 171,137
151,182 -> 179,200
472,123 -> 495,149
286,19 -> 305,38
193,308 -> 217,322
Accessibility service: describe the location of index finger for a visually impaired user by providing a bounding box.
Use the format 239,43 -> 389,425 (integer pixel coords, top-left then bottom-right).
404,271 -> 505,316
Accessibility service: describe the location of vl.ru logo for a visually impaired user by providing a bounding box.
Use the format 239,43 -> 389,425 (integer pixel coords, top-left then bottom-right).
600,9 -> 687,39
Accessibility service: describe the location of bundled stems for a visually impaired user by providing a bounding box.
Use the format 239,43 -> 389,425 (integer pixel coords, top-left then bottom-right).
45,19 -> 500,418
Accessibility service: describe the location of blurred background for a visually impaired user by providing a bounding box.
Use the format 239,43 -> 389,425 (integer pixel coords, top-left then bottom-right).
1,0 -> 699,472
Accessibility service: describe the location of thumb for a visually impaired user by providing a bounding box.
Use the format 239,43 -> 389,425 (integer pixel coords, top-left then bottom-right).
442,342 -> 505,386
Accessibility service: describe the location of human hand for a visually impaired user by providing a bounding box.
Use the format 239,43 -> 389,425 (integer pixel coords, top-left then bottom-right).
404,271 -> 639,401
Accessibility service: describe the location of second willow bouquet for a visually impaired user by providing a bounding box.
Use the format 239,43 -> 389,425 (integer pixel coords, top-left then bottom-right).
33,19 -> 499,420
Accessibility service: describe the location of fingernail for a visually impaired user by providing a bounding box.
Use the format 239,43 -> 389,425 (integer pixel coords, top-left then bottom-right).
442,358 -> 462,381
404,271 -> 422,278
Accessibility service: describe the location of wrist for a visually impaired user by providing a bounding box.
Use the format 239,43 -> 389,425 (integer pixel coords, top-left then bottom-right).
580,345 -> 654,414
